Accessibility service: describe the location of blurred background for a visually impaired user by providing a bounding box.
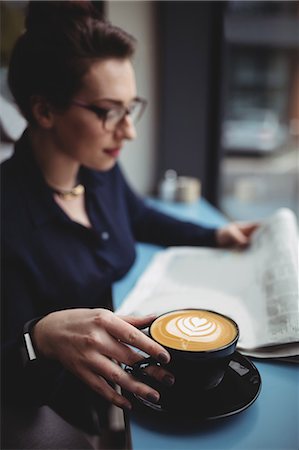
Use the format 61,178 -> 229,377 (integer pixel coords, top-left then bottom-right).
1,0 -> 298,222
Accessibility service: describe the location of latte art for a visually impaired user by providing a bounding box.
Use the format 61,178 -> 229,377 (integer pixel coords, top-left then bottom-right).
167,316 -> 220,341
150,309 -> 238,351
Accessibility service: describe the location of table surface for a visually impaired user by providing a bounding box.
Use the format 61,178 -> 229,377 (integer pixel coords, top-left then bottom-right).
113,198 -> 299,450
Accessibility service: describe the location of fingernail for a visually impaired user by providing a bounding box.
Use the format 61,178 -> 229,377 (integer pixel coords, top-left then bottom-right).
123,401 -> 132,410
146,392 -> 160,403
163,375 -> 175,386
158,352 -> 170,364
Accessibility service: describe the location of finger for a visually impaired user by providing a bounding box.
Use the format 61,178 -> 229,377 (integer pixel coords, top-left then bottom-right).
94,312 -> 170,364
100,336 -> 149,368
119,314 -> 157,329
106,343 -> 175,386
88,355 -> 161,404
77,366 -> 132,410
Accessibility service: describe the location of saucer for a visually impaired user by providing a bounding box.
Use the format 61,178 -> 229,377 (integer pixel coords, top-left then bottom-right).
124,352 -> 261,420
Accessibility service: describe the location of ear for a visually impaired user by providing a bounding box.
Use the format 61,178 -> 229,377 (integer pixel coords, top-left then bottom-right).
30,96 -> 55,129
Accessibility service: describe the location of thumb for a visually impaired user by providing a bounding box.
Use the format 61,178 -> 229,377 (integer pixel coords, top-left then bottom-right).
230,225 -> 249,246
238,223 -> 259,237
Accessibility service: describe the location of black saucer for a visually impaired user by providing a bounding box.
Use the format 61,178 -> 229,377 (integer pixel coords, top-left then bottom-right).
124,352 -> 261,421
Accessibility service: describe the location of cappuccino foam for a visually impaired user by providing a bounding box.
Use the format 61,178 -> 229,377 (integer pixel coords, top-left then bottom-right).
150,309 -> 237,351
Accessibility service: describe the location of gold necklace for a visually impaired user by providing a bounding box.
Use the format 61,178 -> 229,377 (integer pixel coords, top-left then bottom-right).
50,184 -> 85,201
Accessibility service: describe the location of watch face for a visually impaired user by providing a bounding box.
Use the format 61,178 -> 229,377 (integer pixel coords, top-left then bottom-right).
24,332 -> 37,361
20,318 -> 41,366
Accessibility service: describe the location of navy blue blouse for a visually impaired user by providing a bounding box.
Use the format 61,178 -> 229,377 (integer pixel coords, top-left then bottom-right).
1,131 -> 217,429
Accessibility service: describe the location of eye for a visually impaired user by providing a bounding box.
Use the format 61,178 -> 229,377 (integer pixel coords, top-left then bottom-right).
106,107 -> 125,121
128,102 -> 138,113
89,105 -> 109,119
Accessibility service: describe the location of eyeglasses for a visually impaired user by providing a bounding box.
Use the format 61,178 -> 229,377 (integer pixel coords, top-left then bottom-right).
70,97 -> 147,131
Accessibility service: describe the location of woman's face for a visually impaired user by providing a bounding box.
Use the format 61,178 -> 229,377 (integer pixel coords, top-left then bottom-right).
50,58 -> 138,171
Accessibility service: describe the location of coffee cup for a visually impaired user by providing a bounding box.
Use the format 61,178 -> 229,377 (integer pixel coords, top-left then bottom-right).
127,309 -> 239,408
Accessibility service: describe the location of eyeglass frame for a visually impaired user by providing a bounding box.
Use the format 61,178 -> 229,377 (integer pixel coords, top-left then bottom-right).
70,97 -> 147,131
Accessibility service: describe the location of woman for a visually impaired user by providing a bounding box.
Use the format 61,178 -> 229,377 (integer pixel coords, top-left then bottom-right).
1,2 -> 257,448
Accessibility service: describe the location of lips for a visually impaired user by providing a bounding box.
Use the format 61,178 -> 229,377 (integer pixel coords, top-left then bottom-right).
103,148 -> 121,158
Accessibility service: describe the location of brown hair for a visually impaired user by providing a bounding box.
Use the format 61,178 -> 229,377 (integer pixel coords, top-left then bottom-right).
8,1 -> 136,123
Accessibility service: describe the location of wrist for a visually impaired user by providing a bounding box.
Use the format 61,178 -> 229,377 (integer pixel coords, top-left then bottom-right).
215,228 -> 222,246
32,313 -> 58,359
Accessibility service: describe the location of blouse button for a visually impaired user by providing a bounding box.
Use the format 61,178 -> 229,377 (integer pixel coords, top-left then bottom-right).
101,231 -> 110,241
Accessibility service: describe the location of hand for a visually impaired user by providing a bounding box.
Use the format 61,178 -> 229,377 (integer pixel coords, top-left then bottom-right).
216,222 -> 259,249
33,308 -> 174,410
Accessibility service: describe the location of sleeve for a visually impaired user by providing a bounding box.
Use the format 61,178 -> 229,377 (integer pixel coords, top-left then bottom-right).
1,159 -> 62,407
2,246 -> 110,432
1,247 -> 64,407
120,168 -> 218,248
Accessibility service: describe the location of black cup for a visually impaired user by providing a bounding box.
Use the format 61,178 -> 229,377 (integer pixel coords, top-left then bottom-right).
126,309 -> 239,409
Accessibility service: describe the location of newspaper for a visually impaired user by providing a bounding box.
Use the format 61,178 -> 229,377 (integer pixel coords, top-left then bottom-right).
117,208 -> 299,360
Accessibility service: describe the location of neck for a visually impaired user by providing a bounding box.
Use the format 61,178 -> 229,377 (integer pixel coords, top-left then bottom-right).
28,127 -> 80,191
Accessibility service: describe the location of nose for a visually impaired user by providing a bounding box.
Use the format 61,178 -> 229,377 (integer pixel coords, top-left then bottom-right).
115,115 -> 137,141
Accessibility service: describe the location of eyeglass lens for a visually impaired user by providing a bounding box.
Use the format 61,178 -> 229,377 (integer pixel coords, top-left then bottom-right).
105,100 -> 146,130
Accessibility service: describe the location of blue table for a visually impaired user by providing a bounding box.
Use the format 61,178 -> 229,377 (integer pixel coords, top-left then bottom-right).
113,198 -> 299,450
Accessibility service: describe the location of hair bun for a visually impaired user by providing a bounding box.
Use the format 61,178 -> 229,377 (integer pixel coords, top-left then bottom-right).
25,1 -> 104,34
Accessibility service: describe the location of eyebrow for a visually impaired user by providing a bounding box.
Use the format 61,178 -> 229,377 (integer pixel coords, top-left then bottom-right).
92,97 -> 139,106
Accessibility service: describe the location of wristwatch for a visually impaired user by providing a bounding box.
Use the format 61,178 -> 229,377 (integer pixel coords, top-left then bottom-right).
20,317 -> 43,366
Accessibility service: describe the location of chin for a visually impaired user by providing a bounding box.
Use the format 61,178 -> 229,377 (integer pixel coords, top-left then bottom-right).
86,159 -> 117,172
